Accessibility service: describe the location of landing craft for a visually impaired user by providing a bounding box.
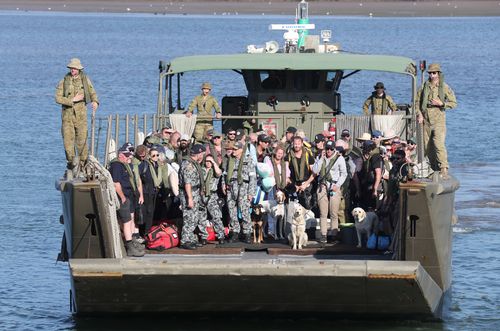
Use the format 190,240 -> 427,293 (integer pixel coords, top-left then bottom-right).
57,0 -> 458,318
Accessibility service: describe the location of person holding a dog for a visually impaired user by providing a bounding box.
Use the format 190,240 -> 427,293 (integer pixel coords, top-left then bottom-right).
313,140 -> 348,244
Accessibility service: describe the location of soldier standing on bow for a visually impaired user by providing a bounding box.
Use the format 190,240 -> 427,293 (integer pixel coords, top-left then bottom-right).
222,142 -> 257,244
416,63 -> 457,179
179,144 -> 206,250
55,58 -> 99,169
185,82 -> 222,143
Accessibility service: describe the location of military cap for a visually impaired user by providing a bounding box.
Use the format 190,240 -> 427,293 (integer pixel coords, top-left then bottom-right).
201,82 -> 212,90
374,82 -> 385,90
286,126 -> 297,134
67,58 -> 84,70
325,140 -> 335,150
427,63 -> 441,73
341,129 -> 350,137
180,134 -> 190,141
362,140 -> 375,150
211,130 -> 222,138
205,129 -> 214,136
190,143 -> 205,155
233,141 -> 244,150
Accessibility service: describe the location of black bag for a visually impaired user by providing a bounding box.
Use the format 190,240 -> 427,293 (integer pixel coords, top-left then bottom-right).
134,205 -> 144,225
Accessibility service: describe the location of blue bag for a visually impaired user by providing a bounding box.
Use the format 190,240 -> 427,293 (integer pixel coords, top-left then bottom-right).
367,233 -> 391,250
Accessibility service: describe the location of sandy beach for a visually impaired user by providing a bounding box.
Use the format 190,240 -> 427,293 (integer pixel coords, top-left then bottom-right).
1,0 -> 500,16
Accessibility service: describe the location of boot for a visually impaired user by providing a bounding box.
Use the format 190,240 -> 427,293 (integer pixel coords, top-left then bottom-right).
318,235 -> 327,245
229,232 -> 240,243
126,241 -> 145,257
181,242 -> 197,250
440,167 -> 449,180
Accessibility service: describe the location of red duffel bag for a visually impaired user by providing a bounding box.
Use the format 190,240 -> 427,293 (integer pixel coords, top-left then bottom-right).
146,223 -> 179,250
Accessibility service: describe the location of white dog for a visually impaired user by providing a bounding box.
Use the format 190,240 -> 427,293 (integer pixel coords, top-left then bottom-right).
288,201 -> 308,250
351,207 -> 379,248
260,190 -> 286,239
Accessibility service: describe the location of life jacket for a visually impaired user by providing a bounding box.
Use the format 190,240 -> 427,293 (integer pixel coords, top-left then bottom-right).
179,156 -> 204,191
271,157 -> 287,190
319,154 -> 340,183
109,158 -> 137,194
370,92 -> 388,114
289,147 -> 312,183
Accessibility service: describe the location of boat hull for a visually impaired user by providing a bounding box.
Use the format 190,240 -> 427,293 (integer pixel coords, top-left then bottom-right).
69,257 -> 444,318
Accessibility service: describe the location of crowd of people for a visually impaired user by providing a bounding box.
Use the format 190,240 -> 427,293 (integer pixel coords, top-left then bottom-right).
54,58 -> 456,257
109,124 -> 418,257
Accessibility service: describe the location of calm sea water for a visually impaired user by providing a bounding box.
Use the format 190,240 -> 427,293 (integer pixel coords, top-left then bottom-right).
0,11 -> 499,330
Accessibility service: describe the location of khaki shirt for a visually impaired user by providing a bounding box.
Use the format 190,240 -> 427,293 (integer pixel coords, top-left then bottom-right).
55,74 -> 98,109
363,94 -> 397,115
187,95 -> 221,118
416,81 -> 457,123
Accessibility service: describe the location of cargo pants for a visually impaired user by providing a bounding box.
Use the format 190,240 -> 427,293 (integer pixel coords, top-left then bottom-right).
423,108 -> 448,171
61,103 -> 88,164
317,184 -> 342,236
227,181 -> 252,235
180,189 -> 205,244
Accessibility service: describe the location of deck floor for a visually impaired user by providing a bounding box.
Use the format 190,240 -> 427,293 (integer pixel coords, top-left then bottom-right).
146,240 -> 391,260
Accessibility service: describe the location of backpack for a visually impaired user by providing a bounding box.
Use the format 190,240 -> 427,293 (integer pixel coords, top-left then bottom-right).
145,223 -> 179,250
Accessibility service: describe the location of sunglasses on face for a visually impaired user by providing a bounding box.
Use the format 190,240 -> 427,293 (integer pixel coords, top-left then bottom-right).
228,133 -> 236,135
151,154 -> 159,157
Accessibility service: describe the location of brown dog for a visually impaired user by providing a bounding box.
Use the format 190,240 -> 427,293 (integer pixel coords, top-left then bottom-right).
251,203 -> 265,244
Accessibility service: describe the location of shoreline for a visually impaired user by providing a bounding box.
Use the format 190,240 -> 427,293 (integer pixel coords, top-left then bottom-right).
1,1 -> 500,17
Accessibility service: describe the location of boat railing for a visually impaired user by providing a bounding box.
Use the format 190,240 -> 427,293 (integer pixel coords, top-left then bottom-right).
89,111 -> 416,167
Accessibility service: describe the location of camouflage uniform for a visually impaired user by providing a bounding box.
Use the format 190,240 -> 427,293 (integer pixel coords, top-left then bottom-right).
416,78 -> 457,170
363,93 -> 397,115
201,167 -> 225,239
223,154 -> 257,236
187,95 -> 221,142
179,158 -> 205,244
55,72 -> 98,165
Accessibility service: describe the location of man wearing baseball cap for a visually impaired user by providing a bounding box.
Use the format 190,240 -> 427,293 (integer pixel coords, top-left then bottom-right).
416,63 -> 457,179
223,141 -> 257,244
56,58 -> 99,170
179,143 -> 206,249
185,82 -> 221,143
362,81 -> 398,115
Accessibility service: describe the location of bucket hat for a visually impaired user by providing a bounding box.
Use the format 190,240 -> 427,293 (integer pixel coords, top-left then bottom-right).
373,82 -> 385,90
427,63 -> 441,73
201,82 -> 212,90
356,132 -> 372,142
67,58 -> 84,70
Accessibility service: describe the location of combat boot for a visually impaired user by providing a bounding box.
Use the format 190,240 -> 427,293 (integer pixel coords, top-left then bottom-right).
126,241 -> 145,257
181,242 -> 197,250
242,233 -> 253,244
229,232 -> 240,243
440,167 -> 449,180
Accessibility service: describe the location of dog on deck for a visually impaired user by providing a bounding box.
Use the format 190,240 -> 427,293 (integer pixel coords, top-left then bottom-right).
352,207 -> 379,248
251,203 -> 265,244
288,201 -> 308,250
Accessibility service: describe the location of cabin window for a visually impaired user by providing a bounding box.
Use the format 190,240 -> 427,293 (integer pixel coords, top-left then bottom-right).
293,71 -> 321,91
260,70 -> 285,90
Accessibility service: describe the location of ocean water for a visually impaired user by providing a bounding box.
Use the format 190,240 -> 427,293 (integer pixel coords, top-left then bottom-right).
0,11 -> 499,330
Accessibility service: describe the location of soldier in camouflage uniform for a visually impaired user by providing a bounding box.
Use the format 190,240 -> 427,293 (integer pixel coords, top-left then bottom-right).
416,63 -> 457,179
179,144 -> 206,250
201,155 -> 226,244
55,58 -> 99,169
222,142 -> 257,244
363,82 -> 398,115
185,82 -> 221,143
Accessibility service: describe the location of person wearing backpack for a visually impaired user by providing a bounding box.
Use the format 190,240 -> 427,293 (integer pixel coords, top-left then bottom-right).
312,140 -> 347,244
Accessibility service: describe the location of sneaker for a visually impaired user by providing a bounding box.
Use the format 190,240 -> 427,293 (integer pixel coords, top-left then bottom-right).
126,241 -> 145,257
218,238 -> 226,245
318,235 -> 327,244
